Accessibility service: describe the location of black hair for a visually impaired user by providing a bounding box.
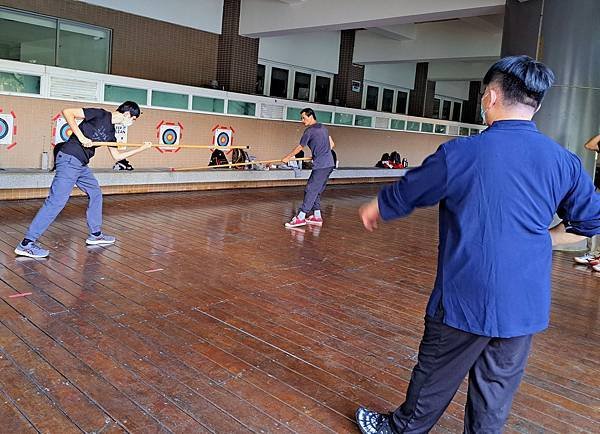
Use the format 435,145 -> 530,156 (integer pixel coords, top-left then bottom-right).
390,151 -> 400,164
300,108 -> 317,120
482,55 -> 555,109
381,153 -> 390,160
117,101 -> 141,118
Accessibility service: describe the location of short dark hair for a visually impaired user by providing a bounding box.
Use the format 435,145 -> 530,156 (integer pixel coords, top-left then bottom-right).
117,101 -> 141,118
482,55 -> 555,109
300,108 -> 316,120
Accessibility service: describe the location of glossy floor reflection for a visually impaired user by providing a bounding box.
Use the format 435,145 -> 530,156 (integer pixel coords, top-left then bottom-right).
0,185 -> 598,433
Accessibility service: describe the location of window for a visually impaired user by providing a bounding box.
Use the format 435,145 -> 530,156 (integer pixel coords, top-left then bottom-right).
315,76 -> 331,104
390,119 -> 405,130
104,85 -> 147,105
382,88 -> 394,113
0,71 -> 40,94
228,100 -> 256,116
192,96 -> 225,113
441,100 -> 451,120
57,22 -> 110,73
355,115 -> 372,127
452,101 -> 462,122
151,91 -> 188,109
0,7 -> 111,73
365,86 -> 379,110
314,110 -> 332,124
256,64 -> 265,95
270,67 -> 289,98
294,71 -> 311,101
396,91 -> 408,114
287,107 -> 302,121
407,121 -> 421,131
334,113 -> 353,125
435,124 -> 447,134
421,123 -> 434,133
432,98 -> 441,119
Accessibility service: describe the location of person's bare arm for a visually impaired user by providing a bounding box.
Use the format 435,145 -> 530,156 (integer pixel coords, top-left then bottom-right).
583,134 -> 600,152
329,136 -> 335,150
549,223 -> 588,246
282,144 -> 304,164
108,142 -> 152,161
62,108 -> 92,147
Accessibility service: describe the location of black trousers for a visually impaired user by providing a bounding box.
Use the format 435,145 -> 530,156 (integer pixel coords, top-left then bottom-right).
391,306 -> 532,433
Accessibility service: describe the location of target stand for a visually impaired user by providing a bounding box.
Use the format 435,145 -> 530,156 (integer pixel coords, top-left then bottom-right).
0,109 -> 17,150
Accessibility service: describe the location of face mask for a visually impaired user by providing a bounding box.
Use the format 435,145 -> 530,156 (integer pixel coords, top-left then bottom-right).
480,105 -> 487,125
121,116 -> 133,127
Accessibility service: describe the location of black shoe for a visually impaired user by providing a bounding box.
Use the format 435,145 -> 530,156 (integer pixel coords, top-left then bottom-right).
356,407 -> 395,434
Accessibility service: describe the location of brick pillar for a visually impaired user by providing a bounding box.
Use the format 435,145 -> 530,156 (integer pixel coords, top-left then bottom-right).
408,62 -> 429,117
462,80 -> 482,124
332,30 -> 364,108
217,0 -> 259,94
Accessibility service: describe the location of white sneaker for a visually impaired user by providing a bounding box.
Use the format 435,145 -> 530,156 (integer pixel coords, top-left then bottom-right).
573,251 -> 600,265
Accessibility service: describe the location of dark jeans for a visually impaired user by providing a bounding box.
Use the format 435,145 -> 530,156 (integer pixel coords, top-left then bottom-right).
300,167 -> 334,213
391,306 -> 532,433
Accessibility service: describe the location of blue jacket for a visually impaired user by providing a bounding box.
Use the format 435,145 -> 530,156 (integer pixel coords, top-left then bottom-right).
378,120 -> 600,337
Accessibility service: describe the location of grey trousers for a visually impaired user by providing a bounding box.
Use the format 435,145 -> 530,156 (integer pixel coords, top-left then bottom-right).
300,167 -> 333,213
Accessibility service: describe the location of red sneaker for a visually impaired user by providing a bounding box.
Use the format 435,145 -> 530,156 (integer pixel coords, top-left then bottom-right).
306,215 -> 323,225
285,216 -> 306,228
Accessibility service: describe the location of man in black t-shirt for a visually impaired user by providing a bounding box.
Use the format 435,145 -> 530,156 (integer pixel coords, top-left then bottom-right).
15,101 -> 152,258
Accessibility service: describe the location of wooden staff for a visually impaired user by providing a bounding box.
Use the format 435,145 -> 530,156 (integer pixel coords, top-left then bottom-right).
170,158 -> 312,172
93,142 -> 250,150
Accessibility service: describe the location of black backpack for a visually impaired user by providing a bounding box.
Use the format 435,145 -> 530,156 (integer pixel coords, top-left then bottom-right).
231,148 -> 250,168
209,149 -> 229,166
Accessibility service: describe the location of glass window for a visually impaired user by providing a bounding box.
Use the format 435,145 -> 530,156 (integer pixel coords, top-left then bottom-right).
459,127 -> 470,136
382,88 -> 394,113
441,100 -> 451,120
407,121 -> 420,131
390,119 -> 405,130
57,21 -> 110,73
396,91 -> 408,114
421,123 -> 434,133
228,100 -> 256,116
314,110 -> 332,124
435,124 -> 447,134
365,85 -> 378,110
256,64 -> 265,95
470,128 -> 480,136
315,75 -> 331,104
151,90 -> 188,109
104,84 -> 147,105
192,96 -> 225,113
270,67 -> 289,98
0,7 -> 111,73
287,107 -> 302,121
334,113 -> 353,125
355,115 -> 372,127
0,8 -> 56,66
293,71 -> 311,101
452,101 -> 462,122
0,71 -> 40,94
432,98 -> 441,119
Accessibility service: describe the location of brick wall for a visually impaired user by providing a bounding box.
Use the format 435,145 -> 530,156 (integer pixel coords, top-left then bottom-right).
217,0 -> 259,93
332,30 -> 364,109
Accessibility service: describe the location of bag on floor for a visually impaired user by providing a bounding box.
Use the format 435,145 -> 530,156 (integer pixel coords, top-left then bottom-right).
113,159 -> 134,171
209,149 -> 229,166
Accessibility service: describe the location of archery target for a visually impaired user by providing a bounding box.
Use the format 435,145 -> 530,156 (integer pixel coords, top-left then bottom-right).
0,113 -> 15,145
53,116 -> 82,146
162,128 -> 178,145
158,123 -> 181,152
214,128 -> 233,147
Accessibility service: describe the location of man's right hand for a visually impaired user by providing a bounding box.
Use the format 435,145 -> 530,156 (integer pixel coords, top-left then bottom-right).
282,155 -> 291,164
79,136 -> 93,148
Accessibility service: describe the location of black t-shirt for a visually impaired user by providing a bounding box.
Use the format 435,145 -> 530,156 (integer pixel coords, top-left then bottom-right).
57,108 -> 115,165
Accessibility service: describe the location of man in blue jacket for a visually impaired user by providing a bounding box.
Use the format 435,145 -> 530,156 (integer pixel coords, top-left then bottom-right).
356,56 -> 600,433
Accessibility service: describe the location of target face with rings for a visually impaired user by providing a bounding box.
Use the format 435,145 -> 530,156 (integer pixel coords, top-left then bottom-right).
161,128 -> 178,145
59,123 -> 75,142
0,118 -> 8,140
216,131 -> 230,147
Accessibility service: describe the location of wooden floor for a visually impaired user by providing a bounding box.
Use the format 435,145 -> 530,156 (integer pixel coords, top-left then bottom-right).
0,185 -> 597,434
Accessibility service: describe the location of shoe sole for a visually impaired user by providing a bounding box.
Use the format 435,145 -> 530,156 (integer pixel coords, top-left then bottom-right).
14,248 -> 49,258
574,258 -> 595,264
86,239 -> 116,245
306,220 -> 323,226
285,224 -> 306,228
355,408 -> 370,434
